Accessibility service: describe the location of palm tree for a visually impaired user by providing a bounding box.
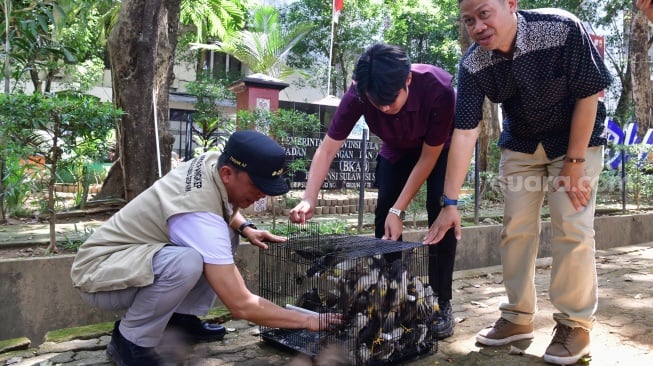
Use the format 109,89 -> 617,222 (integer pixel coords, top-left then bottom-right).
193,5 -> 313,79
180,0 -> 245,43
179,0 -> 246,76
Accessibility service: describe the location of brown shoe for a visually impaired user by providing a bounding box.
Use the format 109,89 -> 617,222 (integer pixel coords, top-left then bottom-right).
476,317 -> 534,346
543,323 -> 590,365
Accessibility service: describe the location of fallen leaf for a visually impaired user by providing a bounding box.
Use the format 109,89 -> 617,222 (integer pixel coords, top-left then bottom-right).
508,345 -> 524,355
623,275 -> 634,282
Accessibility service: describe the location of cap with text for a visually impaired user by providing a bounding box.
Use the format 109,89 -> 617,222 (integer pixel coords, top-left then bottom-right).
223,130 -> 289,196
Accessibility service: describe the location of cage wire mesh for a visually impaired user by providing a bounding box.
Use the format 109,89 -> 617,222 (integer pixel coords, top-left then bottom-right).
259,221 -> 438,365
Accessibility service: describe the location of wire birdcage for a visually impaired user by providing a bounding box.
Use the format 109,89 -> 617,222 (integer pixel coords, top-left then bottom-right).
259,222 -> 437,365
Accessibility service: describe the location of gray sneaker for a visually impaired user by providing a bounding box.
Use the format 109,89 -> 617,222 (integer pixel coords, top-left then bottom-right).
543,324 -> 590,365
476,317 -> 534,346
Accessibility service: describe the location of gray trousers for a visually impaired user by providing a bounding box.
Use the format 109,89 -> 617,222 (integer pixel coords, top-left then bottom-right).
80,246 -> 216,347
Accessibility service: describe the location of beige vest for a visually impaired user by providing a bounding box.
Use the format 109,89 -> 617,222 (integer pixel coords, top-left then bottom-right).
71,152 -> 238,292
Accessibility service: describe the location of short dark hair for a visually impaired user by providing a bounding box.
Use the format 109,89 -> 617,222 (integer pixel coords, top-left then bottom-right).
353,43 -> 411,106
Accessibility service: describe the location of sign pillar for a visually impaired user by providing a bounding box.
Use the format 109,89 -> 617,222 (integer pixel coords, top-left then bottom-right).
229,73 -> 289,113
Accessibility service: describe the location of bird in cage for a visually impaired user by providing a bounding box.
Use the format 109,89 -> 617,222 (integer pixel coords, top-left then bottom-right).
296,287 -> 323,312
381,310 -> 404,341
357,309 -> 382,349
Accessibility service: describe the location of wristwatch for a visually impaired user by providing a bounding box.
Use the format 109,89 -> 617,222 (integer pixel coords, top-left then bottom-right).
237,220 -> 257,238
389,207 -> 405,220
440,194 -> 458,207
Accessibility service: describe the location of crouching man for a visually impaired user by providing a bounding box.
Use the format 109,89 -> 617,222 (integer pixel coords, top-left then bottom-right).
71,130 -> 341,365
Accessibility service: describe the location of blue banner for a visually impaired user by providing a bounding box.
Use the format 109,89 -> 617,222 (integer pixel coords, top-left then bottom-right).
604,119 -> 653,169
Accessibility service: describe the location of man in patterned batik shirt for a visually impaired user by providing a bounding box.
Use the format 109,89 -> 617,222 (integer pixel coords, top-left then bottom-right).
424,1 -> 611,365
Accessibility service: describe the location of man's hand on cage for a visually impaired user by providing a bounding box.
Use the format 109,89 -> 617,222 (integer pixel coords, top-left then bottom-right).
244,229 -> 286,250
289,199 -> 315,224
423,206 -> 462,244
305,312 -> 343,332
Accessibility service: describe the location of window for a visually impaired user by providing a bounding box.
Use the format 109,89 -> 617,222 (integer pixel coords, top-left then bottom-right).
204,51 -> 242,80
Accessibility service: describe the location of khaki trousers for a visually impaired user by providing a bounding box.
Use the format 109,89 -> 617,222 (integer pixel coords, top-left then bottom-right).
497,144 -> 603,331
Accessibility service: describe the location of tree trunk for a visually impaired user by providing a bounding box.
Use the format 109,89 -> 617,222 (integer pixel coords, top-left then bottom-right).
614,62 -> 633,126
479,101 -> 499,171
98,0 -> 180,201
0,157 -> 6,223
631,10 -> 653,137
46,114 -> 61,253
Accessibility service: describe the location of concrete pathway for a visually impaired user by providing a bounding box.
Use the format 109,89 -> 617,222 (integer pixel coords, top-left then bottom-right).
1,243 -> 651,366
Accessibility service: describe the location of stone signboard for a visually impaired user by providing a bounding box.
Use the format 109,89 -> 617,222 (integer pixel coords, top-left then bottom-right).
280,134 -> 380,190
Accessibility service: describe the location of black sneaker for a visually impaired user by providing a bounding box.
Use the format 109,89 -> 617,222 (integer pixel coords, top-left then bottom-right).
434,300 -> 455,339
167,313 -> 227,343
106,321 -> 163,366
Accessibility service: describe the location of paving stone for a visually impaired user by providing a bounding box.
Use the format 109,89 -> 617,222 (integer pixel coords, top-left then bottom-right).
48,351 -> 75,364
38,338 -> 105,354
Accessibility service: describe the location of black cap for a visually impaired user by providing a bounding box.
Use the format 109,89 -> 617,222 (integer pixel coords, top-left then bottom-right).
223,130 -> 289,196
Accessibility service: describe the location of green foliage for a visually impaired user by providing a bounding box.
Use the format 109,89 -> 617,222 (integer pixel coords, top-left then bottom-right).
59,56 -> 105,93
384,0 -> 461,75
479,144 -> 503,202
44,321 -> 113,343
235,107 -> 321,228
282,0 -> 385,95
0,92 -> 121,248
283,195 -> 301,209
519,0 -> 586,15
286,158 -> 308,180
596,169 -> 623,205
406,183 -> 427,227
59,224 -> 95,252
193,5 -> 313,78
620,144 -> 653,207
186,71 -> 237,154
180,0 -> 247,43
2,156 -> 40,216
235,108 -> 320,140
3,1 -> 76,92
270,220 -> 349,236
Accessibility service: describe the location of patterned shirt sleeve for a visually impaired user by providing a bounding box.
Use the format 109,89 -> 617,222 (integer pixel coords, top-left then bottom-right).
563,18 -> 612,98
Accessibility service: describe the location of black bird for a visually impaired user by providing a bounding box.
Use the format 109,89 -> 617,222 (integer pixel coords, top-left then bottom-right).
358,310 -> 382,349
293,246 -> 322,261
324,289 -> 340,309
350,288 -> 371,315
305,247 -> 347,277
294,240 -> 345,261
296,287 -> 323,312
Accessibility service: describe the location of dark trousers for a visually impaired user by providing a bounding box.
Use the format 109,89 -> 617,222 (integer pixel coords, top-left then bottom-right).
374,149 -> 457,302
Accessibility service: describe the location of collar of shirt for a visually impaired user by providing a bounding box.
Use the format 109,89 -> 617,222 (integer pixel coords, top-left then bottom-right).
490,12 -> 527,61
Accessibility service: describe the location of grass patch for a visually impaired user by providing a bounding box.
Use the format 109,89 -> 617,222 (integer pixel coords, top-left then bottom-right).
43,321 -> 114,343
205,306 -> 232,323
0,337 -> 31,353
